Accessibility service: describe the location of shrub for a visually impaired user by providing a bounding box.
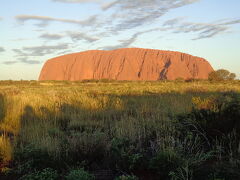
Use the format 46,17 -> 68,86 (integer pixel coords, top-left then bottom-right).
19,168 -> 58,180
208,69 -> 236,81
149,150 -> 182,179
181,92 -> 240,139
13,145 -> 55,174
65,168 -> 95,180
175,77 -> 185,82
177,92 -> 240,179
110,138 -> 146,172
115,175 -> 138,180
66,131 -> 109,164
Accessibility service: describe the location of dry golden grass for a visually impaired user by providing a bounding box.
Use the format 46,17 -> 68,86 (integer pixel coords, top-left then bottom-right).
0,80 -> 239,167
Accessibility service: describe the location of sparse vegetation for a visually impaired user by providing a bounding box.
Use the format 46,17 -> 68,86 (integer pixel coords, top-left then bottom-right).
0,80 -> 239,179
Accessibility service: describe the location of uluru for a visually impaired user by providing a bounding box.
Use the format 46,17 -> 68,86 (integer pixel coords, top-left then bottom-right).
39,48 -> 214,81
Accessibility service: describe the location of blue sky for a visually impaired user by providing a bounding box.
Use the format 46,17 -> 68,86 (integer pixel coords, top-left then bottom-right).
0,0 -> 239,80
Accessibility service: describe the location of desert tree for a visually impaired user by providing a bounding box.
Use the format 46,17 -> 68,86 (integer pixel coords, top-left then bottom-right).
208,69 -> 236,81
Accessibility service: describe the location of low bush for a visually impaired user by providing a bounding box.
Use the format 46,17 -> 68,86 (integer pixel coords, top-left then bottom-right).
149,149 -> 182,179
180,92 -> 240,141
65,168 -> 95,180
115,175 -> 138,180
110,138 -> 146,172
13,145 -> 55,174
19,168 -> 58,180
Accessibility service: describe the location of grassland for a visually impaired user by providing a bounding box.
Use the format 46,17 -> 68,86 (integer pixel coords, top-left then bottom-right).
0,80 -> 240,180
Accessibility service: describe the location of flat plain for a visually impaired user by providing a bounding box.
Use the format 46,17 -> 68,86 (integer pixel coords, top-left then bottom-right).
0,80 -> 240,180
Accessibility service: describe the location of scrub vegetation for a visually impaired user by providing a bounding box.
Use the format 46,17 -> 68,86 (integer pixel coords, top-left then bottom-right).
0,80 -> 239,180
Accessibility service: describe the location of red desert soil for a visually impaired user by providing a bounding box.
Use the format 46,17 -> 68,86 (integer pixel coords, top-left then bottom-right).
39,48 -> 214,81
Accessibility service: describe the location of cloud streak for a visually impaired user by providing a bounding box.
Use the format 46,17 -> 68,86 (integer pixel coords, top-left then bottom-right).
39,31 -> 99,42
0,47 -> 5,52
22,44 -> 69,56
15,15 -> 97,27
40,33 -> 64,40
2,56 -> 41,65
101,0 -> 119,10
52,0 -> 99,3
15,0 -> 200,37
100,28 -> 161,50
2,61 -> 18,65
52,0 -> 117,10
163,18 -> 240,40
67,31 -> 99,42
7,44 -> 69,65
18,57 -> 41,64
3,59 -> 41,65
88,0 -> 200,35
51,0 -> 200,33
12,43 -> 69,65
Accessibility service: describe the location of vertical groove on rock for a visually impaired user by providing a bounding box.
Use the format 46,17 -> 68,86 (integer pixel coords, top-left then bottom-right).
68,56 -> 78,80
138,51 -> 147,78
106,52 -> 114,78
93,54 -> 102,79
116,57 -> 126,79
62,64 -> 68,80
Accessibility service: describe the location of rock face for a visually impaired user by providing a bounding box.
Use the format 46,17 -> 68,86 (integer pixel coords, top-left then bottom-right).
39,48 -> 214,81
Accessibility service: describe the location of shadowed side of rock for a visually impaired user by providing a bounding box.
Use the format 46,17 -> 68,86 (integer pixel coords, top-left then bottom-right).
39,48 -> 214,81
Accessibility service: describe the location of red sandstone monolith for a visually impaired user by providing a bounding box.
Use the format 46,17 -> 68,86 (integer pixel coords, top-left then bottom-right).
39,48 -> 214,81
